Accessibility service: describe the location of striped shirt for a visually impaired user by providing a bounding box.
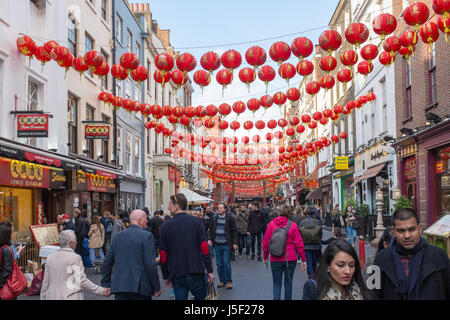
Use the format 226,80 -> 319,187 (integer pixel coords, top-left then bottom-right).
214,216 -> 228,245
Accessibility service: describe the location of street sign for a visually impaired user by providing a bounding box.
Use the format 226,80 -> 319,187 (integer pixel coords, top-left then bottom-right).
335,156 -> 349,170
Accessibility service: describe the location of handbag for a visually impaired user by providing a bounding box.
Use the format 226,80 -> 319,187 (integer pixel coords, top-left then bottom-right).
205,282 -> 219,300
0,246 -> 28,300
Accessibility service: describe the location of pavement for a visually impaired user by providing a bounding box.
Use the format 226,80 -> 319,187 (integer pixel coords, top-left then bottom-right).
18,229 -> 376,300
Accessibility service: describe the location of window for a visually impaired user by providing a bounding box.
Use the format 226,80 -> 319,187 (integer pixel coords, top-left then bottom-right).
380,78 -> 387,132
101,0 -> 107,21
126,132 -> 132,173
101,114 -> 110,163
405,60 -> 412,119
125,79 -> 132,99
135,85 -> 142,119
68,94 -> 78,153
134,138 -> 140,175
428,45 -> 437,106
86,105 -> 95,159
101,50 -> 108,89
27,81 -> 39,111
115,81 -> 122,97
85,33 -> 94,77
382,105 -> 387,133
68,16 -> 77,56
127,30 -> 132,51
154,131 -> 158,155
371,113 -> 375,139
146,131 -> 150,155
116,14 -> 123,43
117,126 -> 122,165
136,41 -> 141,58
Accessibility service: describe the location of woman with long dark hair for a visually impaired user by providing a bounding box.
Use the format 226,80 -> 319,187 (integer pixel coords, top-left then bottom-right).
0,221 -> 14,299
303,239 -> 376,300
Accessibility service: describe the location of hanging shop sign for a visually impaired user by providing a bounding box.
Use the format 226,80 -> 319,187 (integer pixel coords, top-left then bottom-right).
367,143 -> 389,168
303,179 -> 318,189
76,169 -> 116,193
84,124 -> 110,139
404,157 -> 416,180
17,114 -> 49,138
335,156 -> 349,170
436,161 -> 446,174
168,166 -> 181,181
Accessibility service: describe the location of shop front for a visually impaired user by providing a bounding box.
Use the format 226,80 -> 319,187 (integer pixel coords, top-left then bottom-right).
319,175 -> 332,215
119,178 -> 145,214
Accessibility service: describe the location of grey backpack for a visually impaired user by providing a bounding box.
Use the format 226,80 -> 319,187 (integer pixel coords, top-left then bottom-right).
268,221 -> 293,257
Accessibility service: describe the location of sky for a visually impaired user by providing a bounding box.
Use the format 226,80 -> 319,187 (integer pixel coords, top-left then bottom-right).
133,0 -> 341,139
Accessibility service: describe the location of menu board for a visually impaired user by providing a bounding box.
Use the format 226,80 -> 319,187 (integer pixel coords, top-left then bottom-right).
424,215 -> 450,238
29,224 -> 59,248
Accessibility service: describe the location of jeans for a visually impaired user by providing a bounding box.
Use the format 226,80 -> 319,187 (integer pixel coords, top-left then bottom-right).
215,244 -> 232,283
115,292 -> 152,300
271,261 -> 297,300
172,274 -> 207,300
250,232 -> 263,257
346,226 -> 357,246
238,234 -> 249,255
89,248 -> 105,262
305,249 -> 322,278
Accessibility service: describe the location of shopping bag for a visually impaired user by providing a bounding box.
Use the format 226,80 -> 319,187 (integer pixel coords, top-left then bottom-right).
205,282 -> 219,300
0,246 -> 28,300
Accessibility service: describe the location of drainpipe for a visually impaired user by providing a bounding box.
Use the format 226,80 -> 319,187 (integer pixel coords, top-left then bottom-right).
112,0 -> 119,212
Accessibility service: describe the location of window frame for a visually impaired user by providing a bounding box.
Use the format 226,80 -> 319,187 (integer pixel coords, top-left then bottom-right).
101,0 -> 107,21
86,104 -> 95,159
116,14 -> 123,44
117,126 -> 122,165
134,137 -> 141,176
126,132 -> 132,173
428,46 -> 437,106
405,59 -> 412,120
68,16 -> 77,57
85,32 -> 94,77
101,114 -> 110,163
67,93 -> 78,154
100,49 -> 109,90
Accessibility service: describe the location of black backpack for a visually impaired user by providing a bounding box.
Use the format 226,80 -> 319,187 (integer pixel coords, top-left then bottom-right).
268,221 -> 293,257
300,218 -> 321,245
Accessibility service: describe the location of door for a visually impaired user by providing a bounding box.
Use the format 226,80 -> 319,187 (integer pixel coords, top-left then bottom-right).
406,180 -> 417,212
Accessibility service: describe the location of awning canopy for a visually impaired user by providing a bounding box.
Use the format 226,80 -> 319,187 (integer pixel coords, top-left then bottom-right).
305,188 -> 322,200
179,188 -> 213,204
304,161 -> 328,181
350,163 -> 386,188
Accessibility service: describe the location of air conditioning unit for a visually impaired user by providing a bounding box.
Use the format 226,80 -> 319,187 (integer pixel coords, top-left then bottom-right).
31,0 -> 46,9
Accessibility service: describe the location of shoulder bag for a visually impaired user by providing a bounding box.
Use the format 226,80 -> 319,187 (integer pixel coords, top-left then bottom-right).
0,246 -> 28,300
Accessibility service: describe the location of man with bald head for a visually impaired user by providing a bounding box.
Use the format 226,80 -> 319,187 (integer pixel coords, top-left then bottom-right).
101,209 -> 161,300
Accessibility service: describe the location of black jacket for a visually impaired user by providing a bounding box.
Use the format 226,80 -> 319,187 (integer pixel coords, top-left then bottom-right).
209,213 -> 239,249
74,216 -> 86,239
247,209 -> 266,234
373,244 -> 450,300
63,221 -> 75,231
148,216 -> 164,240
0,247 -> 13,290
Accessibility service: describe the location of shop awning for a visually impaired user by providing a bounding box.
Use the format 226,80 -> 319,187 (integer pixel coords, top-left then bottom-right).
179,187 -> 213,204
350,163 -> 386,188
78,159 -> 126,178
304,161 -> 328,181
305,188 -> 322,200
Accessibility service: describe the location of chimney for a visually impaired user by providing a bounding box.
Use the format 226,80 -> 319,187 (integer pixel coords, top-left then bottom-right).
146,3 -> 149,11
135,4 -> 139,11
141,4 -> 144,11
129,3 -> 133,11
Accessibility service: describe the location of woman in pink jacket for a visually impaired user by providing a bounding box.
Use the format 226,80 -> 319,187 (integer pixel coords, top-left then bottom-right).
263,205 -> 307,300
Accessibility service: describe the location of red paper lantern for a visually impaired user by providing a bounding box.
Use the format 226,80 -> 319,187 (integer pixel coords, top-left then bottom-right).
16,35 -> 36,57
319,30 -> 342,55
308,121 -> 318,130
330,112 -> 339,121
273,92 -> 287,106
241,136 -> 250,144
176,53 -> 197,74
278,119 -> 288,128
319,117 -> 328,125
399,46 -> 415,60
420,22 -> 440,51
306,81 -> 320,96
180,115 -> 191,127
379,51 -> 395,66
319,56 -> 338,73
331,135 -> 339,144
243,121 -> 254,131
247,98 -> 261,113
313,112 -> 323,121
372,13 -> 397,42
140,103 -> 152,117
433,0 -> 450,15
438,15 -> 450,42
255,120 -> 266,130
383,36 -> 401,53
239,67 -> 256,90
219,120 -> 230,130
162,105 -> 173,117
404,2 -> 430,30
267,120 -> 277,129
195,105 -> 207,117
204,118 -> 216,129
337,69 -> 353,85
130,65 -> 148,83
151,104 -> 162,116
84,50 -> 103,72
286,88 -> 300,102
401,30 -> 418,51
171,69 -> 188,87
232,101 -> 246,115
357,96 -> 368,106
218,103 -> 232,116
296,60 -> 314,78
201,51 -> 221,73
257,65 -> 276,91
172,106 -> 184,118
50,46 -> 69,62
345,23 -> 370,48
193,70 -> 211,90
366,92 -> 376,102
93,60 -> 109,78
34,46 -> 52,69
216,69 -> 233,89
206,104 -> 218,117
245,46 -> 267,69
340,50 -> 359,67
155,53 -> 174,72
274,131 -> 283,139
120,52 -> 139,72
360,44 -> 379,63
260,95 -> 274,108
43,40 -> 58,56
357,60 -> 373,76
184,106 -> 196,118
252,135 -> 261,144
230,121 -> 240,131
289,116 -> 300,126
269,41 -> 291,64
339,132 -> 347,139
291,37 -> 314,60
154,69 -> 171,87
72,56 -> 89,76
319,75 -> 335,90
301,114 -> 311,124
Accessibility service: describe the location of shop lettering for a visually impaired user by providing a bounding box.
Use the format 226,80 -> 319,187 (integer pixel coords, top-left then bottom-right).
370,150 -> 386,161
51,172 -> 66,183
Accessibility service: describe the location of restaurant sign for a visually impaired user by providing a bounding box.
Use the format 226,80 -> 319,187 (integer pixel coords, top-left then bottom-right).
17,114 -> 49,138
76,170 -> 116,193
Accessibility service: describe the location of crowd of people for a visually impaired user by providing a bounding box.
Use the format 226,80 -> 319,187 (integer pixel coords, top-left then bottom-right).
0,195 -> 449,301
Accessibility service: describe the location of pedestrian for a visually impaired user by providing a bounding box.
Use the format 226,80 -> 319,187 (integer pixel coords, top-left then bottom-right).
291,206 -> 305,226
0,221 -> 15,300
331,205 -> 340,235
236,204 -> 250,259
40,230 -> 110,300
262,205 -> 307,300
362,227 -> 393,281
208,202 -> 239,289
101,210 -> 162,300
6,222 -> 25,261
345,206 -> 358,247
88,215 -> 105,263
159,193 -> 214,300
373,208 -> 450,300
111,211 -> 125,240
302,239 -> 376,300
299,206 -> 323,279
103,211 -> 114,254
247,202 -> 266,261
148,210 -> 164,250
73,208 -> 87,261
62,214 -> 75,231
204,205 -> 215,258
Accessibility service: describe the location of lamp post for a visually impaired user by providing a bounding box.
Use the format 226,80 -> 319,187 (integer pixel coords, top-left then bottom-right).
371,188 -> 386,246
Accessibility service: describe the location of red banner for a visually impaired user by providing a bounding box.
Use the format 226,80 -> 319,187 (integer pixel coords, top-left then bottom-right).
0,157 -> 50,188
168,166 -> 181,181
25,152 -> 61,167
85,125 -> 110,139
17,114 -> 49,138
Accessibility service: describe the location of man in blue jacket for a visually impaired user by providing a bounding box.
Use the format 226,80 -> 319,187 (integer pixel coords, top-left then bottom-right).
101,210 -> 161,300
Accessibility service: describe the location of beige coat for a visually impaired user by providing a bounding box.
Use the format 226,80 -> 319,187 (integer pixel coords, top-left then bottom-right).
40,248 -> 104,300
88,223 -> 105,248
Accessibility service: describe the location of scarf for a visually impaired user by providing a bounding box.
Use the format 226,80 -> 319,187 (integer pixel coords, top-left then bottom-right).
322,281 -> 364,300
390,237 -> 427,300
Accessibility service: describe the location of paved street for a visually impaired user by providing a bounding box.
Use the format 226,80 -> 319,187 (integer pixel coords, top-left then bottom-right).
18,230 -> 376,300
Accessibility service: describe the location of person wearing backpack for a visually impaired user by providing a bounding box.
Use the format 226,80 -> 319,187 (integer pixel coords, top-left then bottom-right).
299,206 -> 323,279
263,205 -> 307,300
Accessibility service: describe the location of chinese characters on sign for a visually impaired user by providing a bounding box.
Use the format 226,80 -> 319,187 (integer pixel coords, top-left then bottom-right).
84,125 -> 110,139
17,114 -> 49,138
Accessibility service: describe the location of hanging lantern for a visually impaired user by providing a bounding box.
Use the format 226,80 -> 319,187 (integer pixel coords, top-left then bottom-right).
273,92 -> 287,107
372,13 -> 397,43
50,46 -> 69,63
195,105 -> 207,117
357,95 -> 368,107
401,30 -> 419,53
242,136 -> 250,144
34,46 -> 52,72
72,56 -> 89,78
221,49 -> 242,73
323,109 -> 333,118
267,119 -> 277,129
278,119 -> 288,128
404,2 -> 430,31
366,92 -> 376,103
319,117 -> 328,125
379,50 -> 395,67
340,50 -> 359,68
119,52 -> 139,75
383,36 -> 401,63
346,101 -> 356,112
193,70 -> 211,93
330,112 -> 339,121
260,95 -> 274,109
308,121 -> 318,130
16,35 -> 37,61
245,46 -> 267,70
278,62 -> 296,86
171,69 -> 188,88
345,23 -> 370,49
151,104 -> 162,117
291,37 -> 314,60
334,105 -> 344,114
306,81 -> 320,96
247,98 -> 261,113
232,101 -> 246,115
357,60 -> 373,76
319,75 -> 335,90
420,22 -> 440,52
438,15 -> 450,42
98,92 -> 110,104
130,65 -> 148,84
255,120 -> 266,130
238,67 -> 256,92
339,132 -> 348,139
176,53 -> 197,77
230,121 -> 241,131
360,44 -> 379,63
84,50 -> 103,72
140,103 -> 152,117
204,118 -> 216,129
399,46 -> 415,61
180,115 -> 191,127
337,69 -> 353,89
218,103 -> 232,116
296,125 -> 306,134
319,30 -> 342,55
206,104 -> 218,117
312,112 -> 323,121
93,61 -> 110,79
200,51 -> 221,76
43,40 -> 59,57
58,53 -> 74,77
162,105 -> 173,117
172,106 -> 184,118
296,60 -> 314,79
154,69 -> 171,87
111,64 -> 128,81
275,131 -> 283,139
257,65 -> 276,93
243,121 -> 254,131
289,116 -> 300,126
121,99 -> 133,113
269,41 -> 291,64
155,53 -> 174,72
331,135 -> 340,144
286,88 -> 300,103
252,135 -> 261,144
216,69 -> 233,94
319,56 -> 338,73
301,114 -> 311,124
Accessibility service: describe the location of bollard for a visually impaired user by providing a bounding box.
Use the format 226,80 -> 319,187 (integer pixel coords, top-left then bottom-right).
359,235 -> 366,270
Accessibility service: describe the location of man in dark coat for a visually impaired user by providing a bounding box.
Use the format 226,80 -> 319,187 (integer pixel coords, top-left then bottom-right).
247,202 -> 266,261
101,210 -> 161,300
373,208 -> 450,300
148,210 -> 164,250
73,209 -> 86,260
